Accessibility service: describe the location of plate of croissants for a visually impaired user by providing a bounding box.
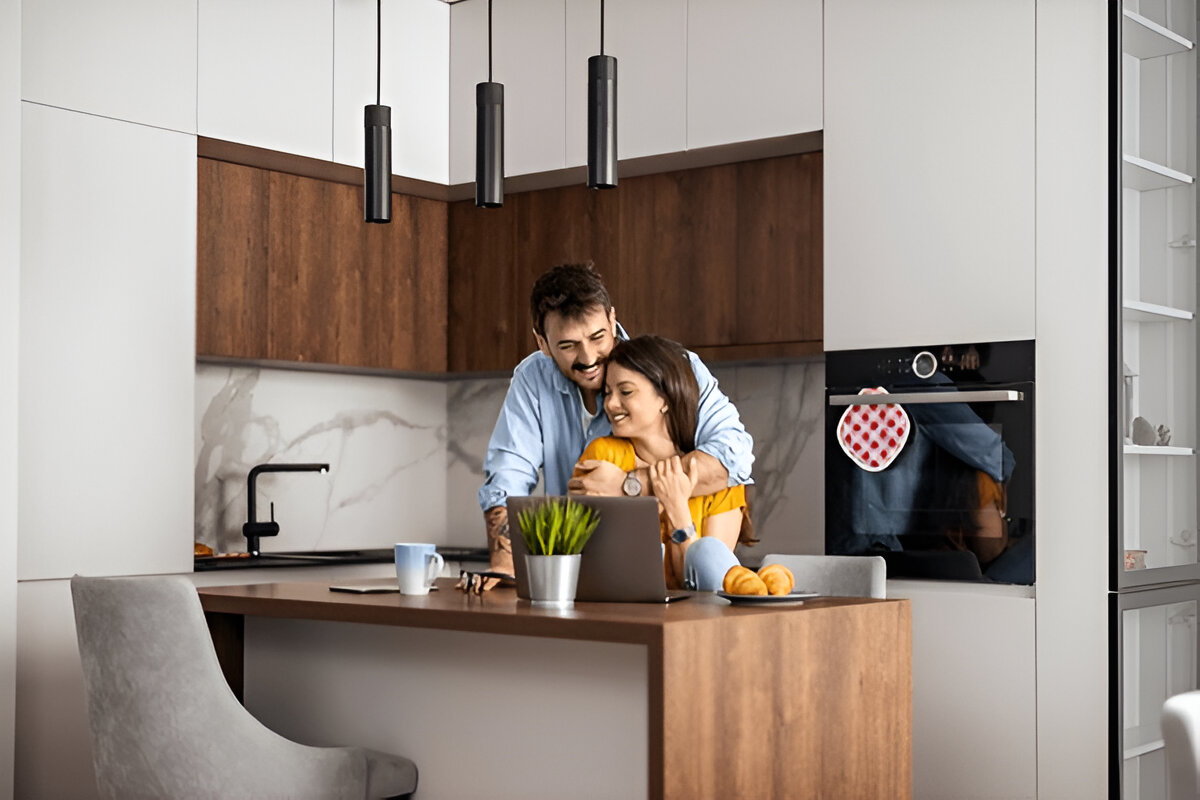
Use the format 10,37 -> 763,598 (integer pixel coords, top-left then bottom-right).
717,564 -> 818,605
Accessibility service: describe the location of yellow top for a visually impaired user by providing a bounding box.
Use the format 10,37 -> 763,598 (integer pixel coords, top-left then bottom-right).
576,437 -> 746,542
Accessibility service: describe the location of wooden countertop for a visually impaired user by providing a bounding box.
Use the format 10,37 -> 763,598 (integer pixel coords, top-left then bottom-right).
198,577 -> 896,646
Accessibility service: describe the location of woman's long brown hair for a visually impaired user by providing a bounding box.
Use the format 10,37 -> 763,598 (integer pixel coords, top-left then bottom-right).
606,336 -> 756,546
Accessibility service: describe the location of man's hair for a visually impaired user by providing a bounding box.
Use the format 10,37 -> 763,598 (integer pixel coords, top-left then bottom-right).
530,262 -> 613,337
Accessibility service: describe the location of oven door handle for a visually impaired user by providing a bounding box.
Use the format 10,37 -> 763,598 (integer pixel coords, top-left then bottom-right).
828,390 -> 1025,406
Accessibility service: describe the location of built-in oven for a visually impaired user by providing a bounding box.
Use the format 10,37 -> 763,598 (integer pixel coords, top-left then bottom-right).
825,339 -> 1035,584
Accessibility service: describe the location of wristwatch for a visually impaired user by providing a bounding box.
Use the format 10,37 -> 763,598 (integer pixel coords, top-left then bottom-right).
622,470 -> 642,497
670,523 -> 696,545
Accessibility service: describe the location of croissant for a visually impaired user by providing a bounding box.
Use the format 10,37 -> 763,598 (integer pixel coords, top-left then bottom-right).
723,565 -> 768,596
757,563 -> 795,596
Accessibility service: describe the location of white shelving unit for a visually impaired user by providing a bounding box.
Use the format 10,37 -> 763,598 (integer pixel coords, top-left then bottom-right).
1118,2 -> 1200,796
1125,445 -> 1197,456
1123,299 -> 1196,321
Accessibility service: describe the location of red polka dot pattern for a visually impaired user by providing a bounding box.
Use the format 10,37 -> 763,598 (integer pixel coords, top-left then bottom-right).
836,387 -> 910,473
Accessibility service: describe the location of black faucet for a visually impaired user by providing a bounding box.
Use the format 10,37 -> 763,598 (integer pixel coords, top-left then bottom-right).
242,463 -> 330,556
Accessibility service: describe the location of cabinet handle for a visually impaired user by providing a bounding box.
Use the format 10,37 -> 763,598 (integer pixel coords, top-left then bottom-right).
828,390 -> 1025,406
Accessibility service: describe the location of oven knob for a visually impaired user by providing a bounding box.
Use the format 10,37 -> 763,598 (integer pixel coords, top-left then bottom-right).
912,351 -> 938,379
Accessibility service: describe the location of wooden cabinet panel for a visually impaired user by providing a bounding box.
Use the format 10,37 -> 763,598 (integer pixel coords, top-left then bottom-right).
197,159 -> 269,360
447,198 -> 522,373
448,154 -> 822,372
197,158 -> 448,372
616,165 -> 738,347
735,152 -> 823,345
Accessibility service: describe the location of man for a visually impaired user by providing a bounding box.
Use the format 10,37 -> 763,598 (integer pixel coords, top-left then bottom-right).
474,262 -> 754,583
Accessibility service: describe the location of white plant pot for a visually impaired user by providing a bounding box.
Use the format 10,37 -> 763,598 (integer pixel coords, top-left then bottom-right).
525,553 -> 582,608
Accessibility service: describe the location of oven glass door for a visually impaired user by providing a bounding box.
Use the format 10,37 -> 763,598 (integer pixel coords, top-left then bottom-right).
826,381 -> 1035,584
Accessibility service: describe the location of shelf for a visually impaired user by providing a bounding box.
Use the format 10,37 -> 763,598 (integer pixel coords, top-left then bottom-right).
1123,9 -> 1194,59
1123,155 -> 1196,191
1125,722 -> 1167,760
1124,445 -> 1196,456
1123,299 -> 1195,321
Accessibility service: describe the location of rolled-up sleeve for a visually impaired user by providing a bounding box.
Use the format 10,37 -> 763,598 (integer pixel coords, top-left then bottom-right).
478,368 -> 544,511
688,353 -> 754,486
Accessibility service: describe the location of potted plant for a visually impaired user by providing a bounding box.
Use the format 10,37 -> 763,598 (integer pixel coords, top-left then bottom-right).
516,498 -> 601,607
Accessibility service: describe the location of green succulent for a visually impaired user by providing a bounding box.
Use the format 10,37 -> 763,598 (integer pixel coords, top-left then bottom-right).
516,498 -> 601,556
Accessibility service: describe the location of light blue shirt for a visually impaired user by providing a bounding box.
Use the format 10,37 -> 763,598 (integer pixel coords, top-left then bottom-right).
478,329 -> 754,511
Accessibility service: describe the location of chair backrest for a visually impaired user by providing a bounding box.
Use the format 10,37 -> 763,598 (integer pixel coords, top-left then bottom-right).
760,554 -> 887,598
1163,690 -> 1200,799
70,574 -> 366,800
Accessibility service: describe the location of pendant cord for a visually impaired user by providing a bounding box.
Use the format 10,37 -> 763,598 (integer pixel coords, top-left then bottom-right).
487,0 -> 493,82
599,0 -> 605,55
375,0 -> 382,105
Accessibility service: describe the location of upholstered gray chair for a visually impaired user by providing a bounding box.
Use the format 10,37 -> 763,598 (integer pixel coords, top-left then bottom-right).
760,554 -> 887,598
70,574 -> 418,800
1163,690 -> 1200,799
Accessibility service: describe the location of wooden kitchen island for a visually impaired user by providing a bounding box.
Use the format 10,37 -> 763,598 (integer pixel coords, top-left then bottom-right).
199,580 -> 911,800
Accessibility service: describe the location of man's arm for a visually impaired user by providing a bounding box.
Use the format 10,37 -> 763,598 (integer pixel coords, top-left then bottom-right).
478,366 -> 544,513
687,351 -> 754,487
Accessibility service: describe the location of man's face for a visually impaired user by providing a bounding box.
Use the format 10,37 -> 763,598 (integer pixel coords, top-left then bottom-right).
535,306 -> 617,394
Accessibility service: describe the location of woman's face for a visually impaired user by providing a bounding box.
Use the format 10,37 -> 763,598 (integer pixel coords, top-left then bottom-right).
604,362 -> 670,441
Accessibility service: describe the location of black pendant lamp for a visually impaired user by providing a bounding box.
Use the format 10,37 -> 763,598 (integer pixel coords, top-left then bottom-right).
476,0 -> 503,208
587,0 -> 617,189
364,0 -> 392,223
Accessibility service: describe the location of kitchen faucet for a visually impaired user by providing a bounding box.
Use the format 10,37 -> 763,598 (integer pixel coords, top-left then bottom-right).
242,462 -> 330,556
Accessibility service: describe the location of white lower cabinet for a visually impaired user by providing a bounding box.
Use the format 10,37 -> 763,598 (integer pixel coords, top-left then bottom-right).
889,582 -> 1037,800
824,0 -> 1036,351
19,105 -> 195,581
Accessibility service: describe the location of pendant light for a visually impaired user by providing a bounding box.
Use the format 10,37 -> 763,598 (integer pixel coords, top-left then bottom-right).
476,0 -> 504,208
587,0 -> 617,189
364,0 -> 392,223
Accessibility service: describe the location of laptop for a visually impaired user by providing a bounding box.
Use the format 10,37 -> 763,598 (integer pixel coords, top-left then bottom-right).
507,495 -> 693,603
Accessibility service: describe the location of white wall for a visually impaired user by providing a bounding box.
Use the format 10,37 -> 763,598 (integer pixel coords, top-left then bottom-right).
0,0 -> 19,793
1034,0 -> 1113,796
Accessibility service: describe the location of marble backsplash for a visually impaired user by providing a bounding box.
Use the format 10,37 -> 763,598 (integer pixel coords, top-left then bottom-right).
195,359 -> 824,557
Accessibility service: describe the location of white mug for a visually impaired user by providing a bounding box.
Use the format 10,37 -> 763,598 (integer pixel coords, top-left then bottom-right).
394,543 -> 444,595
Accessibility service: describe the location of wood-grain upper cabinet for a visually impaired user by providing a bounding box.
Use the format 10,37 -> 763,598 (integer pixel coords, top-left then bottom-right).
448,152 -> 822,373
197,158 -> 448,372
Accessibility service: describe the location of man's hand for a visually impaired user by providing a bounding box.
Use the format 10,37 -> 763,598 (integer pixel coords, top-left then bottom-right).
568,459 -> 627,495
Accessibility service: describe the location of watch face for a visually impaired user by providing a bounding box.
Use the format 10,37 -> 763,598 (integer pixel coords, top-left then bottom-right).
670,528 -> 690,544
622,474 -> 640,496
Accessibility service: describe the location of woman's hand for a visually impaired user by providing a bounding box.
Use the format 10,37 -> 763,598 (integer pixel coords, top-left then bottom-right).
650,455 -> 698,531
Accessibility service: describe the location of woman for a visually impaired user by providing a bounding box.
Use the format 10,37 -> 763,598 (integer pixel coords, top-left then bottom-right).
571,335 -> 754,590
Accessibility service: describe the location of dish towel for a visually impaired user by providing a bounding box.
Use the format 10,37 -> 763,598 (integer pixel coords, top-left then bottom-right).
837,387 -> 910,472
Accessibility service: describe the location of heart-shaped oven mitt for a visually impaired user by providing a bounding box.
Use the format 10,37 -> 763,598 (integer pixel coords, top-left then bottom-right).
837,387 -> 910,472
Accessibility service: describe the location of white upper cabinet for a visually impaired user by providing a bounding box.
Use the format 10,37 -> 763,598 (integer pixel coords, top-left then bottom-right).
19,105 -> 195,581
824,0 -> 1036,351
198,0 -> 334,161
333,0 -> 450,184
22,0 -> 197,133
686,0 -> 822,149
564,0 -> 687,166
450,0 -> 566,184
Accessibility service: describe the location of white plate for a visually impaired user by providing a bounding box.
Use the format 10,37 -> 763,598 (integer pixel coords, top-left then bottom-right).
716,591 -> 819,605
